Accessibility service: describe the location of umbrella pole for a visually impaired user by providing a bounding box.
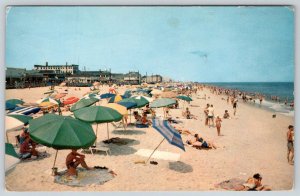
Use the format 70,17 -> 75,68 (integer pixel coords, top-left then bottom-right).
52,150 -> 58,168
130,109 -> 132,124
95,123 -> 99,144
107,123 -> 109,140
6,132 -> 9,143
145,138 -> 165,164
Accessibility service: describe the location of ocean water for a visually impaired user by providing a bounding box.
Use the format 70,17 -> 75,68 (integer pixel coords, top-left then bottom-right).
204,82 -> 294,116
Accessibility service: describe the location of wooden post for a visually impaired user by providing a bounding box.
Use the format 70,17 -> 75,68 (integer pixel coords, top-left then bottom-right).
145,138 -> 165,164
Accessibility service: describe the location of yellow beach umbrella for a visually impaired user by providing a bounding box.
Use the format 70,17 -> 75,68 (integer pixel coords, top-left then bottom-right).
102,103 -> 128,116
39,102 -> 57,108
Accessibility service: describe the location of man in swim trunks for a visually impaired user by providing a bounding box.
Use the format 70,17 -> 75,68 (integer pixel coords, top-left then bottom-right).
287,125 -> 294,165
66,149 -> 92,176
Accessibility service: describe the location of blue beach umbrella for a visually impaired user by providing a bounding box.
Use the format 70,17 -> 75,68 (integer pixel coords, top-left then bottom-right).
144,119 -> 185,164
117,101 -> 137,109
100,93 -> 116,99
6,103 -> 16,110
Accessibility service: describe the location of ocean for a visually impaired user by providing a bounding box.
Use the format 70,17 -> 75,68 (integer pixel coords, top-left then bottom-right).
204,82 -> 294,116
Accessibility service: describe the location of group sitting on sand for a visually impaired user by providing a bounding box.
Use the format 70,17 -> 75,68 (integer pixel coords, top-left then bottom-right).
133,111 -> 152,128
182,107 -> 197,119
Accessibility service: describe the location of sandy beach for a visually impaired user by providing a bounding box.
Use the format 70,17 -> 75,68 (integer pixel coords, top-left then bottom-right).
5,85 -> 294,191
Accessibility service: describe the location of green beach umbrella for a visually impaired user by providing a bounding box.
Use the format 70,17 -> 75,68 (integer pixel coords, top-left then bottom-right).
176,95 -> 193,102
119,96 -> 149,108
70,97 -> 99,112
74,106 -> 123,139
150,98 -> 176,118
6,99 -> 24,105
29,114 -> 96,169
6,143 -> 19,158
150,98 -> 176,108
5,143 -> 20,173
29,114 -> 96,149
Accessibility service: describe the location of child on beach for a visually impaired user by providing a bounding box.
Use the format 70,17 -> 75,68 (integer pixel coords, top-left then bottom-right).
215,116 -> 222,136
223,110 -> 230,119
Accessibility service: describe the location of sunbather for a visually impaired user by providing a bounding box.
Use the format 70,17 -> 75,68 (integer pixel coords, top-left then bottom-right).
186,134 -> 217,149
66,149 -> 93,176
235,173 -> 271,191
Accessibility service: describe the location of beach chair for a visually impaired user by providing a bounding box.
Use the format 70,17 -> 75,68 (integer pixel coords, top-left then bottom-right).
81,142 -> 110,156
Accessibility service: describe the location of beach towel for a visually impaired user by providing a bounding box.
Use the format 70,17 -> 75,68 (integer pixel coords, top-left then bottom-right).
135,149 -> 181,161
54,167 -> 114,187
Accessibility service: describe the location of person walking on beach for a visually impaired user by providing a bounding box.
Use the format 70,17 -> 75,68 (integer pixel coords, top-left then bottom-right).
287,125 -> 294,165
215,115 -> 222,136
233,98 -> 238,116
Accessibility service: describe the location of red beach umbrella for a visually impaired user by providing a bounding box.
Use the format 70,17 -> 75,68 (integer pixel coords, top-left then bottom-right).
63,97 -> 79,105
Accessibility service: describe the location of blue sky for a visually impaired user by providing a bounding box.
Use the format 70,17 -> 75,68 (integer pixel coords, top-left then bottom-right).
6,6 -> 294,82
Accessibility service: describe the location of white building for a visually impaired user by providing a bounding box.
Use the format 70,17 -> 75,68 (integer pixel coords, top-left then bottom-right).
34,62 -> 79,74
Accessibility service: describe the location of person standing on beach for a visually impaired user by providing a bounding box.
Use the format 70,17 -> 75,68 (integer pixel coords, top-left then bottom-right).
287,125 -> 294,165
233,98 -> 238,116
207,105 -> 215,127
204,104 -> 210,126
215,116 -> 222,136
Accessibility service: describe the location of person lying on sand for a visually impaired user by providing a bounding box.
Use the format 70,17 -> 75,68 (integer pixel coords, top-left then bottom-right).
173,126 -> 192,135
235,173 -> 271,191
186,134 -> 217,149
66,149 -> 93,176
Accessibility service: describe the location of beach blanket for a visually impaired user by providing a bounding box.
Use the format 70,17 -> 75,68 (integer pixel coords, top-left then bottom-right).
135,149 -> 181,161
54,167 -> 114,187
214,178 -> 245,190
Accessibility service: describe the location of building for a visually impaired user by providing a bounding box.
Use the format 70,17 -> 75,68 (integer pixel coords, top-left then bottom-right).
142,75 -> 163,84
6,67 -> 44,89
34,62 -> 79,75
66,71 -> 100,86
123,71 -> 141,85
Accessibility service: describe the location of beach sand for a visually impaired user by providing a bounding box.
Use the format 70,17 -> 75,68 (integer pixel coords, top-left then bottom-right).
5,86 -> 294,191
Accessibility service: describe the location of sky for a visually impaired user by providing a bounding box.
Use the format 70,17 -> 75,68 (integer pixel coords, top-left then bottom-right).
5,6 -> 294,82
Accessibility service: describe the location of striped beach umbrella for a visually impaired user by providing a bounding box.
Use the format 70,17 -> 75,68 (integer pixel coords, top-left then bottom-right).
144,119 -> 185,164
